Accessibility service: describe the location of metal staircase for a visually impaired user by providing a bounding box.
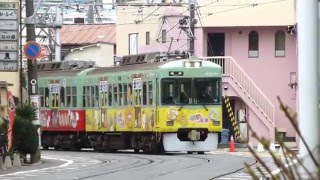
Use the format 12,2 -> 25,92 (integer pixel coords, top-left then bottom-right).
202,56 -> 275,134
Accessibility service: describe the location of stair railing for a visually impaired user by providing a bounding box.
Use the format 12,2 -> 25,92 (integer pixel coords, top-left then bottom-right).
201,56 -> 274,126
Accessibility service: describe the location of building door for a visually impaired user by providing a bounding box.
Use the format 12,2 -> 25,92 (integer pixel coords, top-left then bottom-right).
219,98 -> 235,143
207,33 -> 225,56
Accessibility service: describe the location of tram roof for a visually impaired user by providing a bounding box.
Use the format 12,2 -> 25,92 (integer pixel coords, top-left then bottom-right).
87,59 -> 221,75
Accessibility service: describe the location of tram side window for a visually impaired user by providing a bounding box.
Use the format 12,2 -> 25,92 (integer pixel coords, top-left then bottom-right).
90,86 -> 95,107
39,87 -> 45,107
123,84 -> 128,105
45,87 -> 49,107
82,86 -> 86,108
142,82 -> 147,105
108,84 -> 112,106
60,87 -> 65,107
66,86 -> 77,107
113,84 -> 118,106
83,86 -> 91,108
127,84 -> 133,105
119,84 -> 123,106
66,87 -> 71,107
93,86 -> 99,107
148,81 -> 153,105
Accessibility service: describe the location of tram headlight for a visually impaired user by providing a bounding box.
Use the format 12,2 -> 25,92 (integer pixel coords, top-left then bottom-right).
184,62 -> 191,68
194,61 -> 201,67
184,61 -> 202,68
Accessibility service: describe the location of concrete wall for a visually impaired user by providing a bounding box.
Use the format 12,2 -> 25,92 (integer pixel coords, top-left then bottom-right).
65,44 -> 115,67
0,72 -> 20,97
197,0 -> 295,27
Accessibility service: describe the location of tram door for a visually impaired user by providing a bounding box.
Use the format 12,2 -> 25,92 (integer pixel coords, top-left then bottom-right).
49,83 -> 60,127
99,81 -> 108,130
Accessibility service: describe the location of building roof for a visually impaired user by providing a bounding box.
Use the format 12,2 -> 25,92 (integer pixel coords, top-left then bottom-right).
60,24 -> 116,46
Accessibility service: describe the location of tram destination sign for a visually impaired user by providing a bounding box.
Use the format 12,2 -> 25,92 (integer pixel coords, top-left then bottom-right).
0,0 -> 19,72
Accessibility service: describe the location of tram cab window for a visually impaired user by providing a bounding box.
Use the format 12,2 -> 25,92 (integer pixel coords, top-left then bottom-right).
194,78 -> 221,104
161,79 -> 177,105
161,78 -> 221,105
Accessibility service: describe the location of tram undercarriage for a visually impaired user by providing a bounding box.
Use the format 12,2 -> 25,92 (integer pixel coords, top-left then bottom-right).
41,130 -> 218,154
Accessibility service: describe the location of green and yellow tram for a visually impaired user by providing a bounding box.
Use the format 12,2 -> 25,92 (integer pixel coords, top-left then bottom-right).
38,52 -> 222,154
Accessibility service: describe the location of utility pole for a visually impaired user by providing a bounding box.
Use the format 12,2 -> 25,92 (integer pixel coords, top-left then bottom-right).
189,0 -> 195,57
25,0 -> 41,163
297,0 -> 319,175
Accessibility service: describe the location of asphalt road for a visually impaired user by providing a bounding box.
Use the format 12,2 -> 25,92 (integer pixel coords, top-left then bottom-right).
0,149 -> 260,180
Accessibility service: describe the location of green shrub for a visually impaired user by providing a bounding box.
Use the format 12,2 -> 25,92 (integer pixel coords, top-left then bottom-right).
12,104 -> 39,154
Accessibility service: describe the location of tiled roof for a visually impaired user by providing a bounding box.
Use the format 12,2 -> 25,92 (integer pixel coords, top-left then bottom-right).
60,24 -> 116,45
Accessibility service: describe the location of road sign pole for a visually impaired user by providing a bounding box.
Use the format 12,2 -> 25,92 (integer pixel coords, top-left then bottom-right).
26,0 -> 41,164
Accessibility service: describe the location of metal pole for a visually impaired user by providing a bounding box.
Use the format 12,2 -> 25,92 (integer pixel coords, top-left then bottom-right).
55,6 -> 61,62
189,0 -> 195,57
297,0 -> 319,174
19,0 -> 23,104
26,0 -> 41,163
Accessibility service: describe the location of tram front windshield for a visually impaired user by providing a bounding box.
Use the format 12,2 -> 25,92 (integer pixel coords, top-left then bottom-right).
161,78 -> 221,105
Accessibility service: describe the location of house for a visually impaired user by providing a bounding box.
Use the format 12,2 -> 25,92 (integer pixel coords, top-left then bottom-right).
115,0 -> 297,146
61,24 -> 116,67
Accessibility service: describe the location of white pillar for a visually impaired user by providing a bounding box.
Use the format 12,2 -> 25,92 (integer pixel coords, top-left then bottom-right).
55,6 -> 61,62
297,0 -> 319,173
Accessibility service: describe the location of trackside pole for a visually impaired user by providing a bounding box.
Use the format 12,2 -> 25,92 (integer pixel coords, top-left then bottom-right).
297,0 -> 319,174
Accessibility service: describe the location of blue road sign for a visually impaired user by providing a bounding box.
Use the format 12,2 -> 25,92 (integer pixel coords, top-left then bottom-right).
23,41 -> 41,60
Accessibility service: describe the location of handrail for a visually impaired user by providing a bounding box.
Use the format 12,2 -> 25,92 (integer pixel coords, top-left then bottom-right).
201,56 -> 274,126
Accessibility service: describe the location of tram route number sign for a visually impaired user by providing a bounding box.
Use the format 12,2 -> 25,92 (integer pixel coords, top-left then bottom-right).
133,78 -> 142,90
99,81 -> 108,93
49,84 -> 60,94
23,41 -> 41,60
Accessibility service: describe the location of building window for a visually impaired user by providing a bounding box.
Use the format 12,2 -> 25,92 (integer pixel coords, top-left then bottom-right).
275,30 -> 285,57
146,31 -> 150,45
248,31 -> 259,58
162,30 -> 166,43
129,33 -> 138,55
